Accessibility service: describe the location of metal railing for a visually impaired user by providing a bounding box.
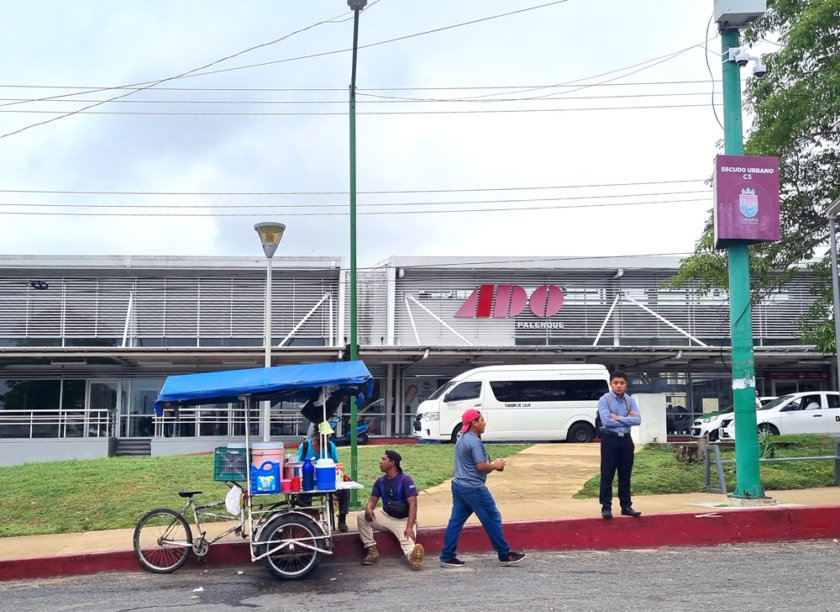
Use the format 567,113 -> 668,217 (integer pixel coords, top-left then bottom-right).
704,441 -> 840,494
0,410 -> 112,439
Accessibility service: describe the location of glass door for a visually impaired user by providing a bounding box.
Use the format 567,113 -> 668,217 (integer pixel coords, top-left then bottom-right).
88,380 -> 121,438
122,379 -> 164,438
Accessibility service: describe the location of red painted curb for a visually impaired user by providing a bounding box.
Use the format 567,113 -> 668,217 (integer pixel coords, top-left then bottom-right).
3,506 -> 839,581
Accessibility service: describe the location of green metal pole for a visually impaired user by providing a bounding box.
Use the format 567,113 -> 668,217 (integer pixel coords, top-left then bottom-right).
721,27 -> 765,499
348,6 -> 361,504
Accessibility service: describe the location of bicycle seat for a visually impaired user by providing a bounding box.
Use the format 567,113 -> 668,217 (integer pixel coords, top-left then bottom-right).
178,490 -> 203,498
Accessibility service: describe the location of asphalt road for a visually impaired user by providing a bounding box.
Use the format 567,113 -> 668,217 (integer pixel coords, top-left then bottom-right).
1,540 -> 839,611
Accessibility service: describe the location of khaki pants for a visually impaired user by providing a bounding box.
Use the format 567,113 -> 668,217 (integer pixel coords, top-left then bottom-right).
356,509 -> 417,558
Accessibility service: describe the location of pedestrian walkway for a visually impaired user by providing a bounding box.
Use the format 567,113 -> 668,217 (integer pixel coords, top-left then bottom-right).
2,443 -> 840,575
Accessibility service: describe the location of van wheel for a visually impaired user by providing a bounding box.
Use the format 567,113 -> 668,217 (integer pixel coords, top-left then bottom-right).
567,422 -> 595,444
450,425 -> 461,444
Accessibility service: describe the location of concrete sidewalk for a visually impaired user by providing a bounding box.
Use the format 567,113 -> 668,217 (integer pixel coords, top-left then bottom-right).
2,444 -> 840,579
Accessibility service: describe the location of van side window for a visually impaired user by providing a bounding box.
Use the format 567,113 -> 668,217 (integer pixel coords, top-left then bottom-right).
445,381 -> 481,402
827,394 -> 840,409
489,380 -> 608,403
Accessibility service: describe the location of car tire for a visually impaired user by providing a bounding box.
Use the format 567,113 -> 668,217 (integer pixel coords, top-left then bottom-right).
757,423 -> 779,436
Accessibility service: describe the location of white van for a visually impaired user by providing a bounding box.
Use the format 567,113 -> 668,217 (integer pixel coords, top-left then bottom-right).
412,364 -> 610,443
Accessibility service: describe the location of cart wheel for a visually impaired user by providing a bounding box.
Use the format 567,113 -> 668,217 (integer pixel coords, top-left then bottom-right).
255,499 -> 293,528
257,514 -> 323,580
133,508 -> 192,573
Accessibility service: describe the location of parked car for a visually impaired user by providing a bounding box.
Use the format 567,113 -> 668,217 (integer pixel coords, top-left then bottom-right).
721,391 -> 840,439
691,405 -> 734,441
691,397 -> 777,440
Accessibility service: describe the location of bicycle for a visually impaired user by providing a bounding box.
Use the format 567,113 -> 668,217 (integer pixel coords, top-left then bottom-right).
133,482 -> 246,573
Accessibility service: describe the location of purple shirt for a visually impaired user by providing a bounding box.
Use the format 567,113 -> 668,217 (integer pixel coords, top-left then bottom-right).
372,471 -> 417,505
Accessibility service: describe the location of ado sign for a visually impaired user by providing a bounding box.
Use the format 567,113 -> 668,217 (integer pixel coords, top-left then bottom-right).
455,284 -> 564,318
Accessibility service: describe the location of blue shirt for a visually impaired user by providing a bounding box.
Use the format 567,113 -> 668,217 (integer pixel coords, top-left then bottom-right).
453,431 -> 489,488
297,439 -> 340,463
598,391 -> 642,435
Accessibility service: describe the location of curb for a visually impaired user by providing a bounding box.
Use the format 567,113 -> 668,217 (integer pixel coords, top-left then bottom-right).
2,506 -> 839,581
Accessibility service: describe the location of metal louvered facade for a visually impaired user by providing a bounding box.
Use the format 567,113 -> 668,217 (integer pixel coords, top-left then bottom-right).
389,260 -> 811,348
0,258 -> 340,347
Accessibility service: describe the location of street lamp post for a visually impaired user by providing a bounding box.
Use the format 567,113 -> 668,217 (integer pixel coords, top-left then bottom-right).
826,197 -> 840,385
254,222 -> 286,442
347,0 -> 366,504
716,2 -> 767,500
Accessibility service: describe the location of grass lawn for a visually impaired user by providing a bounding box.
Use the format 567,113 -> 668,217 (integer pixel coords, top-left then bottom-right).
574,434 -> 839,498
0,443 -> 529,537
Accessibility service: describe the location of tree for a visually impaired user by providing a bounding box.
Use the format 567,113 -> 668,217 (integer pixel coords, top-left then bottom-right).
668,0 -> 840,351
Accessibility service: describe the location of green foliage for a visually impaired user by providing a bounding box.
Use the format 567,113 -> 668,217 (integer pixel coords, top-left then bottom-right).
575,435 -> 837,498
667,0 -> 840,353
0,444 -> 529,537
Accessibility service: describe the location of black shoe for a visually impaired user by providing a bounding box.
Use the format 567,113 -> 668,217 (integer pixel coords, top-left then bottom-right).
440,557 -> 465,567
338,515 -> 348,532
621,507 -> 641,517
601,508 -> 613,519
501,551 -> 526,566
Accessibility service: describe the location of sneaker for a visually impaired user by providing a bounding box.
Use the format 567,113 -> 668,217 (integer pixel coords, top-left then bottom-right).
440,557 -> 465,567
409,543 -> 424,570
500,551 -> 526,566
361,545 -> 379,565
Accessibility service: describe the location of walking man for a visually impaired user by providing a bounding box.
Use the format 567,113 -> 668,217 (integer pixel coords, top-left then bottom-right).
439,409 -> 526,567
598,371 -> 642,519
357,449 -> 424,570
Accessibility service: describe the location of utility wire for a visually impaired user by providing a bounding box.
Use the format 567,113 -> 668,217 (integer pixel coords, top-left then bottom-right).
0,102 -> 717,117
0,190 -> 711,210
0,196 -> 711,217
0,178 -> 707,197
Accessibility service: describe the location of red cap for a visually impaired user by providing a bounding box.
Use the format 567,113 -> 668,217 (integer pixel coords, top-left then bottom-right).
460,408 -> 481,434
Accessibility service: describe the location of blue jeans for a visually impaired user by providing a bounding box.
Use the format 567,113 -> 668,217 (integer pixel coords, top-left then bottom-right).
440,481 -> 510,562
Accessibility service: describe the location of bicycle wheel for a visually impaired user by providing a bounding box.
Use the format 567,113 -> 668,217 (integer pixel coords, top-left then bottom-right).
257,513 -> 323,580
133,508 -> 193,573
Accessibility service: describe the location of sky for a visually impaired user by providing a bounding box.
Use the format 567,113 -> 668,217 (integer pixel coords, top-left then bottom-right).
0,1 -> 764,268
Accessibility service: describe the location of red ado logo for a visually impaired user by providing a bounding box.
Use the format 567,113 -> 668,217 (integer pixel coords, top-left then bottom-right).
455,284 -> 564,318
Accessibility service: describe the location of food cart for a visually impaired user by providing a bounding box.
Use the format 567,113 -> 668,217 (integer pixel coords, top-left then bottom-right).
134,360 -> 372,580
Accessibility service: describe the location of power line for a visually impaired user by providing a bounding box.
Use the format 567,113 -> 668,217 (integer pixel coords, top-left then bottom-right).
0,190 -> 711,210
0,102 -> 716,116
0,178 -> 707,197
0,196 -> 710,217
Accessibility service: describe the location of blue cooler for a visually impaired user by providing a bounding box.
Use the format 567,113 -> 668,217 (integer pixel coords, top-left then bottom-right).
251,461 -> 281,494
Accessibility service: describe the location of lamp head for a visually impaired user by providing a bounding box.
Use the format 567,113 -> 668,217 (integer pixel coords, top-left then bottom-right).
347,0 -> 367,10
254,222 -> 286,259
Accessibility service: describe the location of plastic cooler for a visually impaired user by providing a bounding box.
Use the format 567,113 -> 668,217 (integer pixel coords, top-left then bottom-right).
315,458 -> 336,490
252,442 -> 285,469
251,462 -> 281,494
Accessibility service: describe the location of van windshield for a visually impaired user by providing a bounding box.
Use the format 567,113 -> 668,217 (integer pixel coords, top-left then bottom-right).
428,381 -> 456,401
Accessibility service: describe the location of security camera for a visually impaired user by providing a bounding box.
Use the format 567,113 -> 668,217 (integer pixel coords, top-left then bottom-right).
734,51 -> 750,68
752,58 -> 767,78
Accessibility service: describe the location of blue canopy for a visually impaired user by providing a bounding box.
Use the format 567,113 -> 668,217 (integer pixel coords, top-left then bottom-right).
154,360 -> 373,416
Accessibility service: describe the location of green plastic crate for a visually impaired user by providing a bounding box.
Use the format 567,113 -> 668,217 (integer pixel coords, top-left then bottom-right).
213,446 -> 248,482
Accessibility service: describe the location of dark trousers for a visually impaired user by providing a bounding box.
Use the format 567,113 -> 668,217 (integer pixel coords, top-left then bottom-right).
599,433 -> 635,509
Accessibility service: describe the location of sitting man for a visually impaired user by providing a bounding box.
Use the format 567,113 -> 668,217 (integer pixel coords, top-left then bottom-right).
357,450 -> 424,571
297,431 -> 350,532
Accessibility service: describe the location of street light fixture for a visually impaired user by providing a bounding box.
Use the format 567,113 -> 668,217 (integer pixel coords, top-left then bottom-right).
254,221 -> 286,442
